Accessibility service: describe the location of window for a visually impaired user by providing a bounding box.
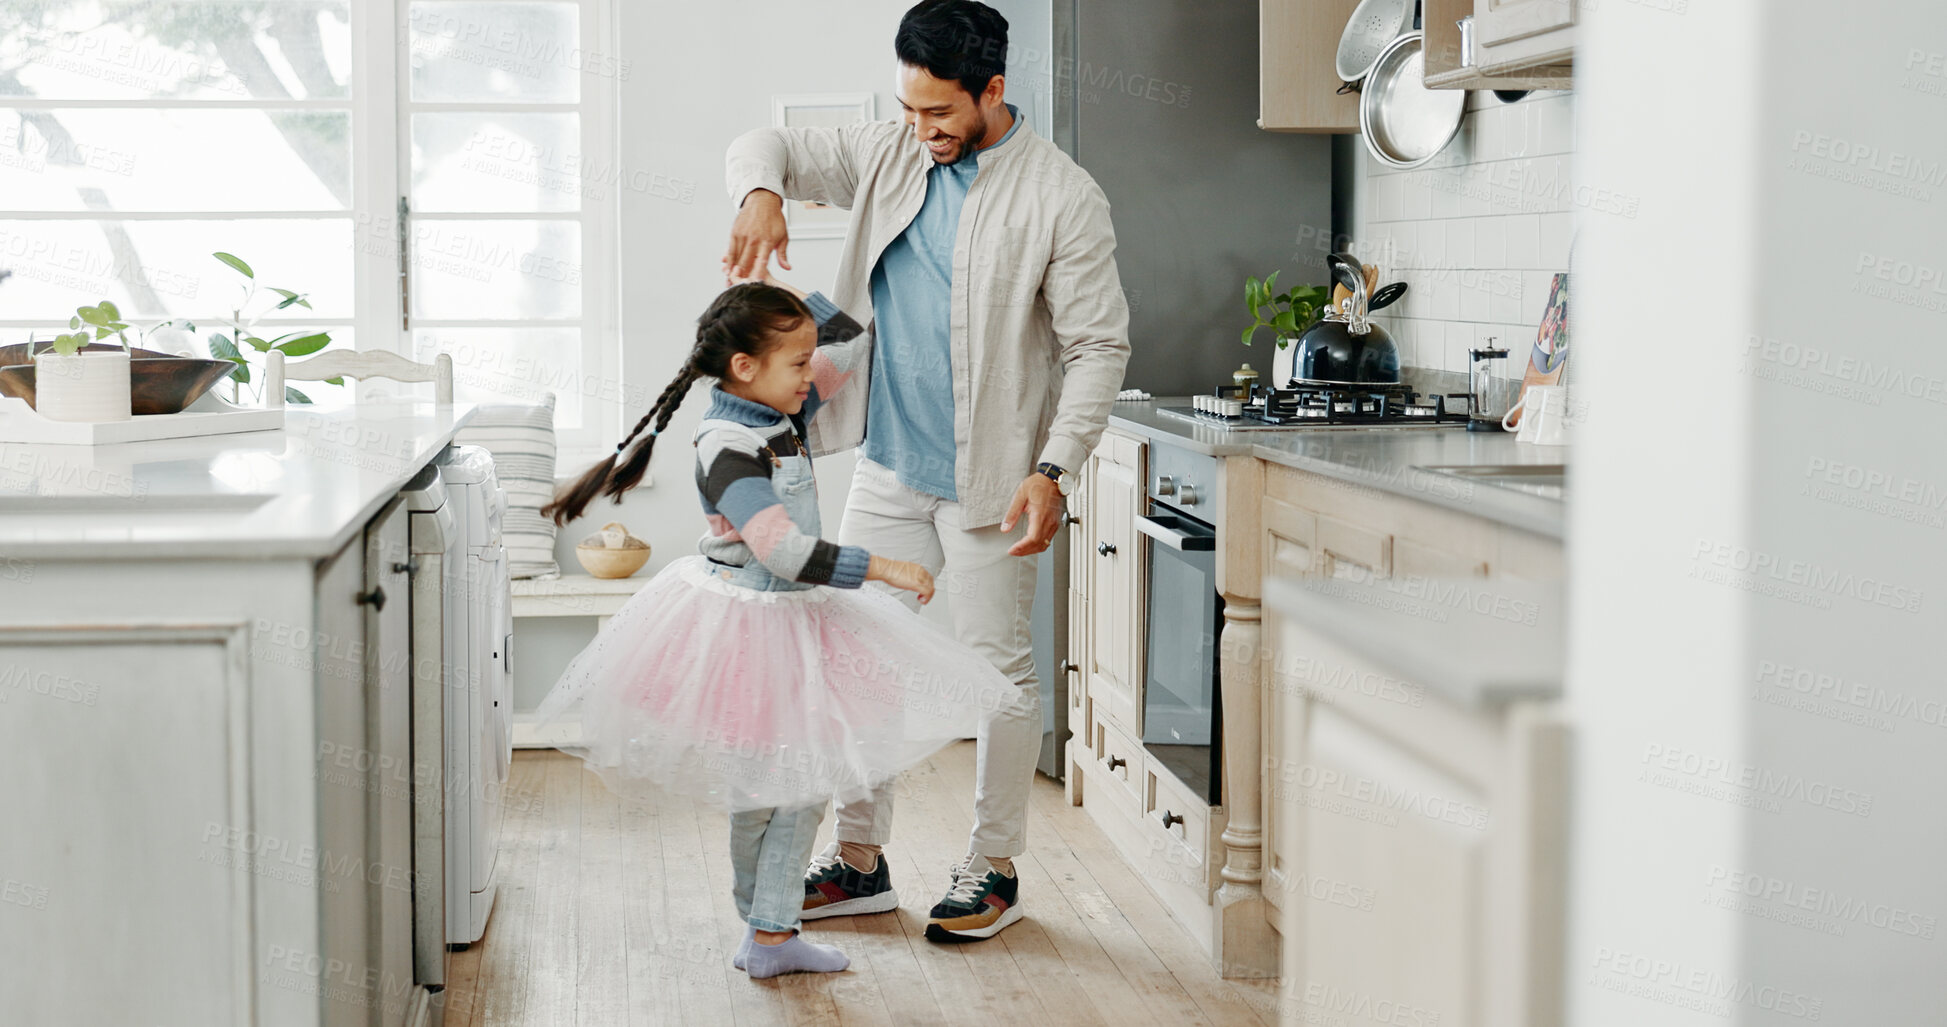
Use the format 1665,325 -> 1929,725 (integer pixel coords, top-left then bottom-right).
0,0 -> 619,450
0,2 -> 361,404
403,0 -> 621,456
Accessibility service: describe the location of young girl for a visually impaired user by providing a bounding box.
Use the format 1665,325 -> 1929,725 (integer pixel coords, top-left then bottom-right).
535,280 -> 1013,980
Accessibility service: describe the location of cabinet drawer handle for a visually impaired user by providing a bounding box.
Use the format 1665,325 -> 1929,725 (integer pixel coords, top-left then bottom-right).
1106,755 -> 1125,771
1064,512 -> 1081,526
1161,811 -> 1183,829
1097,541 -> 1117,556
1058,660 -> 1078,677
356,585 -> 387,611
391,558 -> 420,575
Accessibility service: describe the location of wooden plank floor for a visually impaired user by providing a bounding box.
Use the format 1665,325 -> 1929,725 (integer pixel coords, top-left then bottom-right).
443,743 -> 1282,1026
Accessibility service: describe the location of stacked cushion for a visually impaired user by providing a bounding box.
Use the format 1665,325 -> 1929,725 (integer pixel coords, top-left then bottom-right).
456,393 -> 561,580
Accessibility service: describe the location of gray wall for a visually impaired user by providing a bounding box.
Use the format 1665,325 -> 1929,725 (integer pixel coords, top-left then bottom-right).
1061,0 -> 1332,393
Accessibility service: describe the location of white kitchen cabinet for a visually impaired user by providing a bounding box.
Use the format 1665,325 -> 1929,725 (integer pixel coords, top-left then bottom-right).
1423,0 -> 1575,89
1474,0 -> 1576,70
1259,495 -> 1317,920
1259,461 -> 1568,1026
1084,432 -> 1145,735
0,404 -> 472,1027
362,500 -> 417,1027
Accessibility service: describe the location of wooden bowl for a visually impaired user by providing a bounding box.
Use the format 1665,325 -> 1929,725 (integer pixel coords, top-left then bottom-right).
0,343 -> 237,415
575,543 -> 650,579
575,522 -> 650,579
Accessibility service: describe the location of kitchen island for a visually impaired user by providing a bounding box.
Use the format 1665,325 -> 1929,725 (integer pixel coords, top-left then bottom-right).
1065,398 -> 1567,1019
0,402 -> 473,1027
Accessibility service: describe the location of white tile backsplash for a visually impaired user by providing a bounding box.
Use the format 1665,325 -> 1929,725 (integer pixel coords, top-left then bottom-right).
1505,213 -> 1543,268
1352,90 -> 1574,381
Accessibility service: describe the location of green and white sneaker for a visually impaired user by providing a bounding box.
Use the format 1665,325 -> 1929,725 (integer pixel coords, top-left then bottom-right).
924,854 -> 1022,943
801,843 -> 900,920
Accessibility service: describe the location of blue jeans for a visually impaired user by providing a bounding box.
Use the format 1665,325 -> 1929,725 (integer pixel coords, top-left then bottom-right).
730,802 -> 825,933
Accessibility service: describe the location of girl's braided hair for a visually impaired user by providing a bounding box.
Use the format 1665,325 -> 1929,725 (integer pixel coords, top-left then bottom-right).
542,282 -> 811,525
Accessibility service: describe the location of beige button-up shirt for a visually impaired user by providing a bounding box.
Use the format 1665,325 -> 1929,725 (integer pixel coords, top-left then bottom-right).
726,114 -> 1131,527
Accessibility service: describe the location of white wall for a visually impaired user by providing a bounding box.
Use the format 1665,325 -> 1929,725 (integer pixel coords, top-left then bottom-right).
1351,88 -> 1577,381
515,0 -> 1052,708
1567,0 -> 1947,1022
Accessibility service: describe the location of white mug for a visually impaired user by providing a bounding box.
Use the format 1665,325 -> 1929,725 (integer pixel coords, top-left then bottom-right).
1504,385 -> 1569,444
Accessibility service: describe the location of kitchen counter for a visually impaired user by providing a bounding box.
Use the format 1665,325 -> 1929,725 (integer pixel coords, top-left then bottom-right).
1108,397 -> 1566,539
1264,574 -> 1567,707
0,401 -> 475,560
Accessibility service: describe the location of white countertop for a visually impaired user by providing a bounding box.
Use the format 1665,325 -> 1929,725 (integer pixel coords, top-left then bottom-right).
1265,574 -> 1567,708
1108,398 -> 1567,539
0,402 -> 475,560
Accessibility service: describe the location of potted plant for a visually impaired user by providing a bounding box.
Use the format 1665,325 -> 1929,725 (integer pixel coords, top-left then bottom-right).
37,301 -> 133,422
1242,272 -> 1330,388
180,252 -> 336,406
1241,272 -> 1330,351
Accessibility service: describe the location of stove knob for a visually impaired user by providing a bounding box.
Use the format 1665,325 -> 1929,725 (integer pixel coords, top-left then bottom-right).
1178,484 -> 1199,506
1155,474 -> 1176,497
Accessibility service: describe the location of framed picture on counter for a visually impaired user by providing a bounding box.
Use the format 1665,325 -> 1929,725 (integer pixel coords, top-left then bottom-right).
769,93 -> 874,239
1509,272 -> 1570,428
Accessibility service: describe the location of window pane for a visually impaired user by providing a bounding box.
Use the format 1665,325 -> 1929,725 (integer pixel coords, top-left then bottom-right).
413,326 -> 599,429
0,217 -> 352,320
408,219 -> 579,319
0,108 -> 349,212
2,2 -> 352,102
408,2 -> 580,104
411,112 -> 579,213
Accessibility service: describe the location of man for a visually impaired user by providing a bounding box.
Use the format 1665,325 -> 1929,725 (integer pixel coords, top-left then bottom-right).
723,0 -> 1129,943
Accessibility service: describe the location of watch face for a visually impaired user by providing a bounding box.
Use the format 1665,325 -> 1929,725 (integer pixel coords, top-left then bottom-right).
1057,473 -> 1074,496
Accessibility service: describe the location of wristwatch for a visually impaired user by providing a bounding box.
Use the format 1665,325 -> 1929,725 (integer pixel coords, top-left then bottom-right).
1035,461 -> 1075,496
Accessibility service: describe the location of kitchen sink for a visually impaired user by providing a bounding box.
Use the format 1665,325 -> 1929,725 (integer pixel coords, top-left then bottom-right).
1415,464 -> 1567,499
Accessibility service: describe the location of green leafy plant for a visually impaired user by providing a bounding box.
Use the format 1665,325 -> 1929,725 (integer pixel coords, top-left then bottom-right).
39,253 -> 337,404
48,299 -> 132,355
160,252 -> 337,405
1241,272 -> 1329,349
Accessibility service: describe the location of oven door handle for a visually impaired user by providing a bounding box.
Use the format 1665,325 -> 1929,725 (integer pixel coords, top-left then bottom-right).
1135,513 -> 1216,552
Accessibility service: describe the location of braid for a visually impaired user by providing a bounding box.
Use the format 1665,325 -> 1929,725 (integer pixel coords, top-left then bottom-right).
540,280 -> 809,527
605,366 -> 701,503
541,363 -> 699,526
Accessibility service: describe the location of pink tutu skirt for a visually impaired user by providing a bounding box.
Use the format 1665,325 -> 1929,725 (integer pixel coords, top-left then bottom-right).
535,555 -> 1021,812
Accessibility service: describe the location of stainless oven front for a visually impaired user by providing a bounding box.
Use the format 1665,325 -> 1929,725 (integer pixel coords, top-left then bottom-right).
1138,443 -> 1224,806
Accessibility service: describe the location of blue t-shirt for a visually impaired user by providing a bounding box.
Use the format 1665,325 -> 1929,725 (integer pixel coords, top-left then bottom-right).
863,107 -> 1022,500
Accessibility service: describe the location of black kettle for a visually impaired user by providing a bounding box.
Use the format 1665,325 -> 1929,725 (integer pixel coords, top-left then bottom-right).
1291,252 -> 1402,386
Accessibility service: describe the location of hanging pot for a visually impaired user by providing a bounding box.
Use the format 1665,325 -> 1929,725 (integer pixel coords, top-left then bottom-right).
1289,253 -> 1402,386
31,345 -> 132,422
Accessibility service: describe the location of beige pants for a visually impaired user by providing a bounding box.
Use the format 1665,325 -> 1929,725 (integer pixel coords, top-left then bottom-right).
835,458 -> 1042,858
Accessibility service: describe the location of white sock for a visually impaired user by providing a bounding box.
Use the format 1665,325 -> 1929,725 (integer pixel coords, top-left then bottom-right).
744,933 -> 850,979
732,925 -> 755,970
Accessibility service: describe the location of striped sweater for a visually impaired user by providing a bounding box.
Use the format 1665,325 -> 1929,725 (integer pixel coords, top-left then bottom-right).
692,292 -> 873,587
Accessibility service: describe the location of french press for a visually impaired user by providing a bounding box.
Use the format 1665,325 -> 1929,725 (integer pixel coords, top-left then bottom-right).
1467,340 -> 1511,432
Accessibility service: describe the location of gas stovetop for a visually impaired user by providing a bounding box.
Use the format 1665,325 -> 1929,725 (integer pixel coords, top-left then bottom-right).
1159,382 -> 1478,431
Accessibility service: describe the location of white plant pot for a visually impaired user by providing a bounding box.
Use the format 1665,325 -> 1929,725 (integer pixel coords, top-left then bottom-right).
1270,335 -> 1300,388
34,350 -> 132,422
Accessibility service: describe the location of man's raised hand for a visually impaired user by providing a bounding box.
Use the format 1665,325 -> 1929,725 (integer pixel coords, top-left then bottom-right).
725,189 -> 792,280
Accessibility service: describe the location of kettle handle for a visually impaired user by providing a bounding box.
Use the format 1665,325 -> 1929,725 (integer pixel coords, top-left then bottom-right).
1327,252 -> 1370,332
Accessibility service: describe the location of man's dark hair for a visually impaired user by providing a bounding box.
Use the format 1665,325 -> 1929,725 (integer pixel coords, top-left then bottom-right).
895,0 -> 1009,98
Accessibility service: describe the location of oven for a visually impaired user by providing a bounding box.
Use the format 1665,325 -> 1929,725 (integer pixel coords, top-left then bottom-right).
1137,441 -> 1224,805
